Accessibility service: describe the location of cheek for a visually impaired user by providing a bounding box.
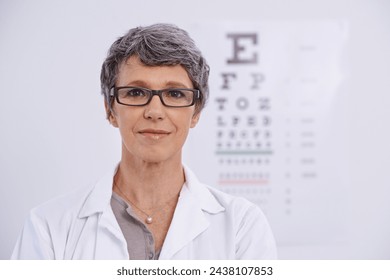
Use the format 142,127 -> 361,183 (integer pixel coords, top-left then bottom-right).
177,111 -> 197,130
114,111 -> 138,136
179,118 -> 197,138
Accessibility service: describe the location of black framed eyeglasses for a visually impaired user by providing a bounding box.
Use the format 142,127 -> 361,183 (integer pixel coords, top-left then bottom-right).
110,87 -> 200,107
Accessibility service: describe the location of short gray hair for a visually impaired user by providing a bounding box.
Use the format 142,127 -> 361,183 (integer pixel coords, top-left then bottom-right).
100,23 -> 210,118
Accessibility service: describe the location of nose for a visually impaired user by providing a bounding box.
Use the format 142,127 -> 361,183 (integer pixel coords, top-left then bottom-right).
144,95 -> 166,120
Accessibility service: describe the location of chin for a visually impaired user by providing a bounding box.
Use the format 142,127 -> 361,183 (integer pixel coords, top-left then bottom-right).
136,151 -> 170,163
125,144 -> 181,164
140,150 -> 181,165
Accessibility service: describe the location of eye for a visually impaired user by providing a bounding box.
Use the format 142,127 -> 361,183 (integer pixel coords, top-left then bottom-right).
167,89 -> 185,98
126,88 -> 147,97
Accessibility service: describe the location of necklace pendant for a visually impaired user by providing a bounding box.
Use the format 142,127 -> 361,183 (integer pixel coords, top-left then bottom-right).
145,216 -> 153,224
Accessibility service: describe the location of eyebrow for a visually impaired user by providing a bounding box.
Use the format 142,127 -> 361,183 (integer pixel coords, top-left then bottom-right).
124,80 -> 192,89
164,81 -> 191,88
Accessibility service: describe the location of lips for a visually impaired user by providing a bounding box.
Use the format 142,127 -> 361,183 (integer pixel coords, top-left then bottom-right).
138,129 -> 170,140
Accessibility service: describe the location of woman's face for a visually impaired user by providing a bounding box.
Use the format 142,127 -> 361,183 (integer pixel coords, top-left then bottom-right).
108,56 -> 200,164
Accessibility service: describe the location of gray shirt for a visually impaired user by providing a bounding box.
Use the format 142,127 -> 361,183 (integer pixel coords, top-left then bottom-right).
110,192 -> 160,260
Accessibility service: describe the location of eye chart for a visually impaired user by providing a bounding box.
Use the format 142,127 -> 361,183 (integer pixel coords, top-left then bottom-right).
184,21 -> 349,245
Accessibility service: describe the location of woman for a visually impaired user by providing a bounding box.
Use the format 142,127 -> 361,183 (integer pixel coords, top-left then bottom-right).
11,23 -> 277,259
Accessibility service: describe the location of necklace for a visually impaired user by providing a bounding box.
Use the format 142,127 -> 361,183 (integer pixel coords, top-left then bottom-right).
114,182 -> 179,224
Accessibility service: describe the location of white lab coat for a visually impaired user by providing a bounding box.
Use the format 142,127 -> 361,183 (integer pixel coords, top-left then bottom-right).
11,165 -> 277,259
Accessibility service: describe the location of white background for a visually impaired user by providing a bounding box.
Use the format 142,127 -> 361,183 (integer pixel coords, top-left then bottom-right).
1,0 -> 389,259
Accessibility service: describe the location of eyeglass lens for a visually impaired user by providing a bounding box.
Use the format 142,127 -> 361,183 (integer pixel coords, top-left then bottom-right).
116,87 -> 195,106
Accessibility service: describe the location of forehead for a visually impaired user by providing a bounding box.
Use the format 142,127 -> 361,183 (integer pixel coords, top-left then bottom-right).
116,56 -> 193,89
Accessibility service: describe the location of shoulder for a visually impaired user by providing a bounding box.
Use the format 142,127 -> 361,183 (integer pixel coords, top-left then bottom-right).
12,170 -> 115,259
202,184 -> 271,236
29,168 -> 115,222
183,165 -> 277,259
206,184 -> 277,259
29,184 -> 95,223
183,165 -> 265,220
204,185 -> 260,216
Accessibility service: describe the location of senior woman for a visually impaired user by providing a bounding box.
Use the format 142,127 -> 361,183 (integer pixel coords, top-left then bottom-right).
12,24 -> 277,260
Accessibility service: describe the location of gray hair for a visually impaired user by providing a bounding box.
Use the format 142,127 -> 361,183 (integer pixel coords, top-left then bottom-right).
100,23 -> 210,118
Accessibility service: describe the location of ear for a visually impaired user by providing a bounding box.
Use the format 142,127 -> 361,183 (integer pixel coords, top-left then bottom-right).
190,112 -> 200,128
109,113 -> 119,127
104,99 -> 118,127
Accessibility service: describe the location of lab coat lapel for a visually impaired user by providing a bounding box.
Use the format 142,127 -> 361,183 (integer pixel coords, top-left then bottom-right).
158,185 -> 209,259
158,166 -> 225,259
94,205 -> 128,259
78,165 -> 128,259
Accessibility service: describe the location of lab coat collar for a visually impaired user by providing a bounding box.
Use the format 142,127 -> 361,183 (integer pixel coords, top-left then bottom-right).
78,163 -> 225,259
78,167 -> 116,219
78,166 -> 128,259
159,165 -> 225,259
181,164 -> 225,214
79,164 -> 225,218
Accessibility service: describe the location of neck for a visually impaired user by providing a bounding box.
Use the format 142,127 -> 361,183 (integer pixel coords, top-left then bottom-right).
114,153 -> 184,209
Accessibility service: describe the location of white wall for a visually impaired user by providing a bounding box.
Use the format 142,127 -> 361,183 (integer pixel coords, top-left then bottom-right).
1,0 -> 389,259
